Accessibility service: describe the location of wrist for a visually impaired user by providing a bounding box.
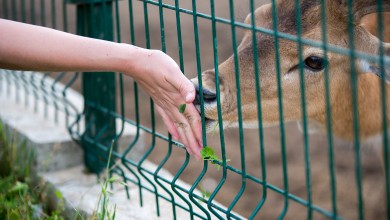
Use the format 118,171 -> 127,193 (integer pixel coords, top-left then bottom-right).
118,44 -> 151,79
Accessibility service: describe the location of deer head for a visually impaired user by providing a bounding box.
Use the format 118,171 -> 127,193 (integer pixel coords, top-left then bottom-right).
192,0 -> 390,140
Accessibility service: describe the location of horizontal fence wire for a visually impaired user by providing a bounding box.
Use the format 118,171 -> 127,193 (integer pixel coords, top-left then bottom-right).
1,0 -> 389,219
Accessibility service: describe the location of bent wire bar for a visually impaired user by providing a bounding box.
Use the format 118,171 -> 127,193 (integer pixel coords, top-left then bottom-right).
0,0 -> 389,219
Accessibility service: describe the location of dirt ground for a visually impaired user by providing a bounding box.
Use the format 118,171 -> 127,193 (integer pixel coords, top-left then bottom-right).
5,0 -> 388,219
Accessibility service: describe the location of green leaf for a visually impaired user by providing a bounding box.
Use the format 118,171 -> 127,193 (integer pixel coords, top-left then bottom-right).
108,176 -> 117,183
55,190 -> 63,200
8,181 -> 28,193
202,190 -> 211,199
112,204 -> 117,220
200,146 -> 215,160
119,182 -> 128,187
200,146 -> 230,171
178,104 -> 186,113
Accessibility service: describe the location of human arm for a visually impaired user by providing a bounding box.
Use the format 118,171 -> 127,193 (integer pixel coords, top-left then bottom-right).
0,19 -> 203,158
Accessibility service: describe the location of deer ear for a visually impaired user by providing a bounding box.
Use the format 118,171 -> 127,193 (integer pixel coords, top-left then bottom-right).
359,42 -> 390,83
337,0 -> 390,21
244,3 -> 272,27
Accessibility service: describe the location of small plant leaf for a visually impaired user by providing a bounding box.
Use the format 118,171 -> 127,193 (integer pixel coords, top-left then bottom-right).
200,146 -> 215,160
108,176 -> 117,183
55,190 -> 63,200
9,181 -> 28,193
200,146 -> 230,171
178,104 -> 186,113
119,182 -> 128,187
202,190 -> 211,199
112,204 -> 117,220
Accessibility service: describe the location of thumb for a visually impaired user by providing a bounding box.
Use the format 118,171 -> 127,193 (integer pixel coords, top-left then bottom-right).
179,77 -> 195,103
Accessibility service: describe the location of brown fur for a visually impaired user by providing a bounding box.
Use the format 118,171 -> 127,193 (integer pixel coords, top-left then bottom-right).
193,0 -> 390,141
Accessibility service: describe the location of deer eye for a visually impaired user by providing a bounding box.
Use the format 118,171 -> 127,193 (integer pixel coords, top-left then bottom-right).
304,56 -> 327,72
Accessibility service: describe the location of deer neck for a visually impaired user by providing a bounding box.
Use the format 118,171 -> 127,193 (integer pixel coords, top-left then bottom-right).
316,74 -> 390,140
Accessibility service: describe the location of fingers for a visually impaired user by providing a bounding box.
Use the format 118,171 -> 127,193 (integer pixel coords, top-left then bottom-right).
183,104 -> 203,148
156,103 -> 202,159
174,116 -> 201,160
156,106 -> 179,140
173,103 -> 202,159
175,123 -> 193,156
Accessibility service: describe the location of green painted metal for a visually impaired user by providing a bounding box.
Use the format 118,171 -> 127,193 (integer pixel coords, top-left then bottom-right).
319,1 -> 338,218
1,0 -> 389,219
72,0 -> 118,174
376,2 -> 390,220
248,0 -> 267,218
226,0 -> 246,218
187,0 -> 211,218
294,1 -> 312,219
346,1 -> 364,219
269,1 -> 289,219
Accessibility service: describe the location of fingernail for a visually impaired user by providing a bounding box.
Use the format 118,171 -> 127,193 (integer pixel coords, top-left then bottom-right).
185,92 -> 194,102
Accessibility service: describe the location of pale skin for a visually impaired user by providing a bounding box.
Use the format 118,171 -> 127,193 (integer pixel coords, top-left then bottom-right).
0,19 -> 202,159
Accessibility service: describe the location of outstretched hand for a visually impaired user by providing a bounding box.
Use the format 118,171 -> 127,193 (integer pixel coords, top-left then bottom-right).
129,49 -> 203,159
0,19 -> 203,158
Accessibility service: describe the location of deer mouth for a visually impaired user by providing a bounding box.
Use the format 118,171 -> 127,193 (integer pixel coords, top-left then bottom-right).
194,105 -> 220,133
204,117 -> 219,133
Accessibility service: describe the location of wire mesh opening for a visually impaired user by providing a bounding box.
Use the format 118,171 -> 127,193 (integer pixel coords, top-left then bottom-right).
1,0 -> 390,219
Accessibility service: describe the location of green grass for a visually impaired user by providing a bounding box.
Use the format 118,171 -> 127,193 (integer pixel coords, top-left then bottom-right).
0,121 -> 65,220
90,143 -> 117,220
0,120 -> 120,220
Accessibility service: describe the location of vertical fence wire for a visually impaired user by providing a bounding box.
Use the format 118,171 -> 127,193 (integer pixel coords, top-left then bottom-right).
30,0 -> 35,24
112,0 -> 125,146
294,0 -> 313,219
2,1 -> 389,219
248,1 -> 268,219
319,1 -> 338,218
121,0 -> 144,209
21,0 -> 26,22
51,0 -> 56,28
226,0 -> 247,218
374,2 -> 390,220
62,0 -> 67,32
185,0 -> 211,218
40,0 -> 45,26
2,0 -> 9,19
135,1 -> 161,217
206,0 -> 229,219
11,0 -> 17,20
346,1 -> 364,219
152,1 -> 179,218
269,1 -> 289,219
167,1 -> 201,218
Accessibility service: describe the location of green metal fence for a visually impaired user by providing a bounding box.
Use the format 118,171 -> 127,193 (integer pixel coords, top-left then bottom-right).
1,0 -> 390,219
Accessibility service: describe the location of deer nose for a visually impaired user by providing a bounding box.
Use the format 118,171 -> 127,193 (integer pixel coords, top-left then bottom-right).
194,85 -> 217,106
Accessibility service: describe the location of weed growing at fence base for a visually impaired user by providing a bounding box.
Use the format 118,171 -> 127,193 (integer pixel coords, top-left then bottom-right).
0,121 -> 65,219
90,143 -> 118,220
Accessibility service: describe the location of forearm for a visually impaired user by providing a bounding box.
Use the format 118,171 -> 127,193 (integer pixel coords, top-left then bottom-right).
0,19 -> 145,75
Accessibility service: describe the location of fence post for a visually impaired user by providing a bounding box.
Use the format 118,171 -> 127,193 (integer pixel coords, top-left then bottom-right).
68,0 -> 117,174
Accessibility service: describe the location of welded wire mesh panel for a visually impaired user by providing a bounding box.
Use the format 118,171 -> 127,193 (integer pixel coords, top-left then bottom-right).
1,0 -> 390,219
